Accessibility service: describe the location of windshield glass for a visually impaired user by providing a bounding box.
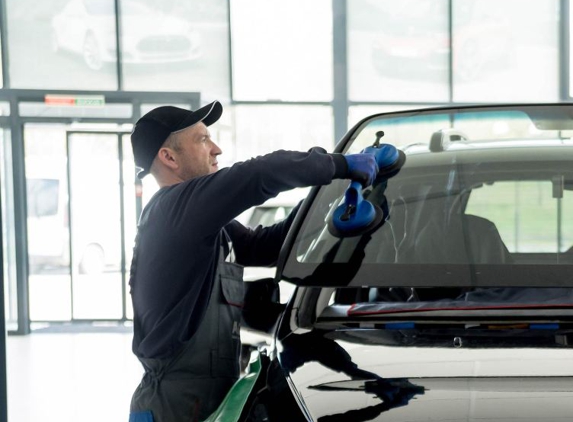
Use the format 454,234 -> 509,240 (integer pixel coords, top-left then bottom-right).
282,105 -> 573,289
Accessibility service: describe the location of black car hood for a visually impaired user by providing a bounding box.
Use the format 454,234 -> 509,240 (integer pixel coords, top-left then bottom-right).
277,334 -> 573,421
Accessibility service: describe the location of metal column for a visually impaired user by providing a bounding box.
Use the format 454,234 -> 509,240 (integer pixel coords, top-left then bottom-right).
332,0 -> 349,145
0,141 -> 8,422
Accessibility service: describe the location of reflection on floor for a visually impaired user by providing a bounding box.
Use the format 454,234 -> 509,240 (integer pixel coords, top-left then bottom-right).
7,330 -> 143,422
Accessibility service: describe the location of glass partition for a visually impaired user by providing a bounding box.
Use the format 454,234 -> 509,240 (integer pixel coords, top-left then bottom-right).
348,0 -> 449,102
452,0 -> 559,102
229,105 -> 335,165
6,0 -> 118,90
0,128 -> 16,331
24,124 -> 136,322
230,0 -> 333,101
68,132 -> 124,319
121,0 -> 230,100
25,124 -> 72,321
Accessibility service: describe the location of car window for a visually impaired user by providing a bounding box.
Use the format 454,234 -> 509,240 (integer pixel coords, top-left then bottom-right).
294,156 -> 572,265
466,181 -> 573,253
281,105 -> 573,289
248,206 -> 293,228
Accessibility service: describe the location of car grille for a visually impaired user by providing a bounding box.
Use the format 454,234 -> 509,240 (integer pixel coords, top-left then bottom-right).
137,36 -> 191,53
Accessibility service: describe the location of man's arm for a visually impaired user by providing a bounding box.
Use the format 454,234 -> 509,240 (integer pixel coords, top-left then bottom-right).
159,147 -> 377,241
163,148 -> 346,238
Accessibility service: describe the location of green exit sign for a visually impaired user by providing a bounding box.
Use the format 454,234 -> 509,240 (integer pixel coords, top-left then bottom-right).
45,95 -> 105,107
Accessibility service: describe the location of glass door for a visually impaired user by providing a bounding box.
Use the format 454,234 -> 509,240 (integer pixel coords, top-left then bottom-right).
25,126 -> 135,323
67,132 -> 125,320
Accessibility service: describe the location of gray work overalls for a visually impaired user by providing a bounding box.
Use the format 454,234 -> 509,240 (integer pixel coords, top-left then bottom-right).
129,237 -> 244,422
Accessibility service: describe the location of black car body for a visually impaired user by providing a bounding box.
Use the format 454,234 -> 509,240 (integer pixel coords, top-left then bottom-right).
206,104 -> 573,422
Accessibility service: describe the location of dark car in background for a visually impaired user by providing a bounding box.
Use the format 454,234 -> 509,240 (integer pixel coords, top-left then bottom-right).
206,104 -> 573,422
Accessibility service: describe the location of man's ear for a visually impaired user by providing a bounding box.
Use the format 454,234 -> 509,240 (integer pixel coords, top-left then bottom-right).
156,147 -> 179,170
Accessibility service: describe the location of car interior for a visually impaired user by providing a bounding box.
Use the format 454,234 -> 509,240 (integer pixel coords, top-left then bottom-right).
315,172 -> 573,308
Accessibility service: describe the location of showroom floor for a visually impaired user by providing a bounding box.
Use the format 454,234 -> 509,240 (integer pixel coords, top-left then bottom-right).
6,330 -> 143,422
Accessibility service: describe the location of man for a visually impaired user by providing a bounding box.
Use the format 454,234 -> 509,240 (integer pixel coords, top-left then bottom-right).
128,100 -> 379,422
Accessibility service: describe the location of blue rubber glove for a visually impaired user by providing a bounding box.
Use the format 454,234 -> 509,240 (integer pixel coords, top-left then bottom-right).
363,144 -> 400,170
344,153 -> 379,187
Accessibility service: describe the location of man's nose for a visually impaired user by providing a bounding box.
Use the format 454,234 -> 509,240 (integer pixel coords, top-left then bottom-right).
211,141 -> 222,155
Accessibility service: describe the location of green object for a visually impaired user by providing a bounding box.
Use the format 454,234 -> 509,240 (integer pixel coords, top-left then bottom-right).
203,352 -> 263,422
74,96 -> 105,107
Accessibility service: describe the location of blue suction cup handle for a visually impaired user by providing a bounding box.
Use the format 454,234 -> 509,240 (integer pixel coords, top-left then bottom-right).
362,144 -> 399,170
331,181 -> 376,234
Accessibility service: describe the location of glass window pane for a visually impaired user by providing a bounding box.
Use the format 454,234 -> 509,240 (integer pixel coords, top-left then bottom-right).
466,181 -> 563,253
229,105 -> 335,165
0,103 -> 9,116
230,0 -> 333,101
6,0 -> 118,89
25,124 -> 72,321
1,128 -> 17,331
348,0 -> 449,102
122,134 -> 137,320
68,133 -> 123,319
121,0 -> 230,100
453,0 -> 559,102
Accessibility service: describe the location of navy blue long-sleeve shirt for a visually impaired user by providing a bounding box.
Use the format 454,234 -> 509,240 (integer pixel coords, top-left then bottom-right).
129,148 -> 347,359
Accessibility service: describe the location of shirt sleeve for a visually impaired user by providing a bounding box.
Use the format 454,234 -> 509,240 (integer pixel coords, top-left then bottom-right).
161,148 -> 347,239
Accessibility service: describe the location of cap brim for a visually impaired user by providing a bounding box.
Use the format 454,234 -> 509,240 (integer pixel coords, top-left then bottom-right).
137,168 -> 150,179
173,100 -> 223,133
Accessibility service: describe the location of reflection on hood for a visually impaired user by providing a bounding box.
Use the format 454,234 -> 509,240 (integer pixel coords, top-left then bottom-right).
280,330 -> 379,380
280,330 -> 425,422
311,378 -> 425,422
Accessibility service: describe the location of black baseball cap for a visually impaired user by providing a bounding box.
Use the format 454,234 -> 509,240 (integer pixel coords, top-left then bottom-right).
131,100 -> 223,178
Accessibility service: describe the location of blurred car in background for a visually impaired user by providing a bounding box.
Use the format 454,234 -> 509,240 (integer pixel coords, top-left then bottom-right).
206,104 -> 573,421
51,0 -> 202,70
371,0 -> 513,81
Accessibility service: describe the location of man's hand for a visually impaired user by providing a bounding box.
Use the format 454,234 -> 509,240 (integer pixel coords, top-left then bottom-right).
344,154 -> 379,187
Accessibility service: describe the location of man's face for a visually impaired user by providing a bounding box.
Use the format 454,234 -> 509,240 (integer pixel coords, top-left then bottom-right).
174,122 -> 222,180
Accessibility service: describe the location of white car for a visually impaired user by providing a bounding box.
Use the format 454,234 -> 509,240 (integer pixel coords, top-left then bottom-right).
51,0 -> 202,70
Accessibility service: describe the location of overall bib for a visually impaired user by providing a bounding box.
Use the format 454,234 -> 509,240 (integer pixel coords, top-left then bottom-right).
130,241 -> 244,422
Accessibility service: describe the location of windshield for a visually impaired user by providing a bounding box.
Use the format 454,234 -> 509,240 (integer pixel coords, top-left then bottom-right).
281,104 -> 573,289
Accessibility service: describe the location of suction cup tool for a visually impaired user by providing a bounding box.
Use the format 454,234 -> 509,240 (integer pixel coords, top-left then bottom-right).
363,145 -> 406,179
328,181 -> 386,238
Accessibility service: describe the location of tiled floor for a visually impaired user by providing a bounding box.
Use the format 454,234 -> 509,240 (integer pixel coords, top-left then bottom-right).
7,330 -> 143,422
